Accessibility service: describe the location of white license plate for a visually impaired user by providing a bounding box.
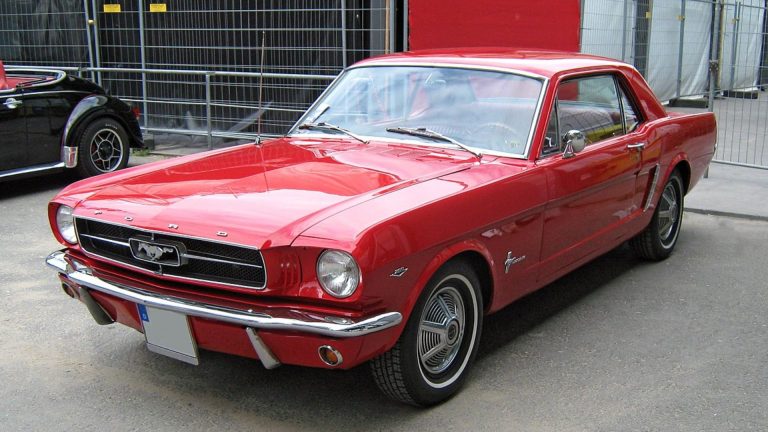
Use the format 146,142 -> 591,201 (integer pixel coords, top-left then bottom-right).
138,304 -> 199,365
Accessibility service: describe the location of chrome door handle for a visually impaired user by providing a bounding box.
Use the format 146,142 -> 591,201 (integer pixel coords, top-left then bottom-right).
627,142 -> 645,150
4,98 -> 23,109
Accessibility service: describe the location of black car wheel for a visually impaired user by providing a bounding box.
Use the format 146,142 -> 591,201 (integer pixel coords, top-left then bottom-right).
371,260 -> 483,406
76,118 -> 130,178
630,170 -> 684,260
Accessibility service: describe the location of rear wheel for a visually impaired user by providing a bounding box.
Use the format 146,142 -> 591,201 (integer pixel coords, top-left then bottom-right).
630,170 -> 684,260
75,118 -> 130,178
370,260 -> 483,406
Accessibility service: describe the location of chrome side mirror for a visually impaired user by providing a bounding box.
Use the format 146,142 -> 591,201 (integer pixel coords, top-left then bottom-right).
562,130 -> 586,158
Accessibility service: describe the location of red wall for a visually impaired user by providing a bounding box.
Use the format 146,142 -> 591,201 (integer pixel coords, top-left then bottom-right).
409,0 -> 581,52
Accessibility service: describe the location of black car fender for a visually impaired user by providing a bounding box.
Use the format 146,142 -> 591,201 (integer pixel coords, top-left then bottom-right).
62,95 -> 143,151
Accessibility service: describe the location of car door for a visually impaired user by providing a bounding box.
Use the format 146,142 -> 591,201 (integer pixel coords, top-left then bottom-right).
0,88 -> 28,172
536,74 -> 647,277
23,87 -> 73,166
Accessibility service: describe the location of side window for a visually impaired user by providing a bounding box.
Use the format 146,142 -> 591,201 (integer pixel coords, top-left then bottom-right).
556,75 -> 623,146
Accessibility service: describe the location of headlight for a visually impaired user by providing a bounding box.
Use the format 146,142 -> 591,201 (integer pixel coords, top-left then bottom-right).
317,250 -> 360,298
56,205 -> 78,244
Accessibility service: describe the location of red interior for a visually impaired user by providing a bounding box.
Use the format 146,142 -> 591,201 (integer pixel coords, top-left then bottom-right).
0,60 -> 57,90
0,60 -> 7,90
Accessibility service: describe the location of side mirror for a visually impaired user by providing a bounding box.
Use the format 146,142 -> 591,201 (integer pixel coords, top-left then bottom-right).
562,129 -> 586,158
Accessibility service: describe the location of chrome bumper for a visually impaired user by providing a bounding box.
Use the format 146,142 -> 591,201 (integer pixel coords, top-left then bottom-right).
46,250 -> 402,339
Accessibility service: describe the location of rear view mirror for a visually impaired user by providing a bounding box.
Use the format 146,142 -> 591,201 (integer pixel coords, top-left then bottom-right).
562,129 -> 586,158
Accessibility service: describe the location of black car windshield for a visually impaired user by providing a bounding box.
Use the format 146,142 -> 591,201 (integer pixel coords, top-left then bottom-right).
291,66 -> 544,156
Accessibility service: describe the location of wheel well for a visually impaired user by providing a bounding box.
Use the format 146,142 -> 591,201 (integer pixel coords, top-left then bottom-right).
673,160 -> 691,194
66,113 -> 135,148
451,251 -> 493,312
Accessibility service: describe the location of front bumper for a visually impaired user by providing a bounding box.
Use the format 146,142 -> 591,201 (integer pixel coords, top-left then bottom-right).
46,250 -> 402,368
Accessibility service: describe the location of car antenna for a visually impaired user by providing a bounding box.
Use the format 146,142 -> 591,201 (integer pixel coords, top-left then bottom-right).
256,31 -> 266,145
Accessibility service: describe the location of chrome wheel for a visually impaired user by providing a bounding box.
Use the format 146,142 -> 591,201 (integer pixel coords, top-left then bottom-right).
658,180 -> 681,247
418,286 -> 466,375
89,128 -> 125,173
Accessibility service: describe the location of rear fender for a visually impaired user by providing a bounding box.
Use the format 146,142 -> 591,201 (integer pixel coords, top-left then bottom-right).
62,95 -> 142,150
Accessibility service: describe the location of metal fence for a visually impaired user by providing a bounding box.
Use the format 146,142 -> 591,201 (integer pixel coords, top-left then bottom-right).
0,0 -> 400,149
582,0 -> 768,169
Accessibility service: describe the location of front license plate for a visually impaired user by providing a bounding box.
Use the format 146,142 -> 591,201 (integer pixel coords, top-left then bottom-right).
138,304 -> 199,365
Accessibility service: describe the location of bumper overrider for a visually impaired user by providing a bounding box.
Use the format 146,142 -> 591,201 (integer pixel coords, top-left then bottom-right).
46,250 -> 402,369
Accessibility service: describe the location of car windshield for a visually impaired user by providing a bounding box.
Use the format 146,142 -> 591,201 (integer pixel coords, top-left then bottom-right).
291,66 -> 544,156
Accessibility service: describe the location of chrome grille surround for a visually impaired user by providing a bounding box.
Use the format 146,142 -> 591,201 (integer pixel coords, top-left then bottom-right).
74,217 -> 267,290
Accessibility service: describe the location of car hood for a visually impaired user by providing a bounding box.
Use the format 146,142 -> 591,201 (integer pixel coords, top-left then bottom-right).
70,137 -> 476,248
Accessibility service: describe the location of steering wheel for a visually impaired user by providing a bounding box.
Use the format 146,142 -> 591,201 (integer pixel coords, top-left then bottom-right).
473,122 -> 524,153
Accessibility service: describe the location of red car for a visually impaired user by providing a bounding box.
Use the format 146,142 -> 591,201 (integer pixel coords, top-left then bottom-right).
46,50 -> 716,406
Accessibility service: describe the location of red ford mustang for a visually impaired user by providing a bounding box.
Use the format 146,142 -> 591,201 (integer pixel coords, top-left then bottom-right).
46,49 -> 716,406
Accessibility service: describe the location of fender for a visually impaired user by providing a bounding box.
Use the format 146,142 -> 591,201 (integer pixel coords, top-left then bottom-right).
397,238 -> 495,329
62,95 -> 142,153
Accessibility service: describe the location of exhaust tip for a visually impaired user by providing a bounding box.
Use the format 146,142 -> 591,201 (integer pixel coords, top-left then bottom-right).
318,345 -> 343,367
61,283 -> 76,298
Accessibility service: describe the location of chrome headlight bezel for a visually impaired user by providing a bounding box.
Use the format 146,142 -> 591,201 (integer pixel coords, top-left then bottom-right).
56,205 -> 78,244
316,250 -> 360,298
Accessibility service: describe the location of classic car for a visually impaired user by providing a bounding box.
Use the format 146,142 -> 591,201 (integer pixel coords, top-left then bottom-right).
45,50 -> 716,406
0,61 -> 142,181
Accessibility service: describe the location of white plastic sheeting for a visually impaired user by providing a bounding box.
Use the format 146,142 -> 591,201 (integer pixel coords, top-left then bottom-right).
647,0 -> 712,101
720,0 -> 765,90
581,0 -> 636,63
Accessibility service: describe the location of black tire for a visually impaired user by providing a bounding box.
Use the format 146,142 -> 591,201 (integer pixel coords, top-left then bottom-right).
630,170 -> 685,261
370,260 -> 483,406
75,118 -> 130,178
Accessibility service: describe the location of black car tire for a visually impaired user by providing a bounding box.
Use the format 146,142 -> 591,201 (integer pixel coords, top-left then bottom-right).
75,118 -> 130,178
630,170 -> 684,261
370,260 -> 483,406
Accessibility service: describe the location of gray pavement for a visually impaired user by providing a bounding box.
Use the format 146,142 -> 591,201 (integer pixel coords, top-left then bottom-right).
685,162 -> 768,221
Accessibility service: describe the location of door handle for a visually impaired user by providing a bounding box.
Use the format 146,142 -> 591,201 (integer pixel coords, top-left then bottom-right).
4,98 -> 23,110
627,142 -> 645,151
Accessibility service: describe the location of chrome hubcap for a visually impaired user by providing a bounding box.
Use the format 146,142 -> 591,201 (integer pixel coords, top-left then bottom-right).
418,286 -> 465,375
90,128 -> 124,172
658,182 -> 680,246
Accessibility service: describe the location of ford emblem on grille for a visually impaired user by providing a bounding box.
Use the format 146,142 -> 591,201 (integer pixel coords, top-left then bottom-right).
129,236 -> 186,267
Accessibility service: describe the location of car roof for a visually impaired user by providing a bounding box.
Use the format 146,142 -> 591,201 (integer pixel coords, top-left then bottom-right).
353,48 -> 629,79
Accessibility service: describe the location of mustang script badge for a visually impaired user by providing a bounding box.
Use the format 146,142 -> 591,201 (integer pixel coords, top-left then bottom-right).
129,237 -> 185,266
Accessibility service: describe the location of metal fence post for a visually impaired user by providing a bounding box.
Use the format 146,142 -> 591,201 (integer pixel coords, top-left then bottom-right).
403,0 -> 409,51
341,0 -> 348,67
90,0 -> 103,85
622,0 -> 629,62
205,72 -> 213,150
137,0 -> 149,128
82,0 -> 96,82
676,0 -> 687,98
729,1 -> 741,90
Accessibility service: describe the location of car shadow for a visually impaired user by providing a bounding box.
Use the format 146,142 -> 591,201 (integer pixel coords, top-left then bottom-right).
0,172 -> 72,199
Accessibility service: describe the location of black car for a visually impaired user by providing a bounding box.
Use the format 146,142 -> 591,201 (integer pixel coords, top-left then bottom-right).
1,61 -> 143,181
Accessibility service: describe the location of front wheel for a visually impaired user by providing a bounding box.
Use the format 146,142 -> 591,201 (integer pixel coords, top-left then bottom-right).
370,260 -> 483,406
630,170 -> 685,260
75,118 -> 130,178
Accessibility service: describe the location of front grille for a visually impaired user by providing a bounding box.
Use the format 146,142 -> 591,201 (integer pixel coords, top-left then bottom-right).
75,218 -> 266,289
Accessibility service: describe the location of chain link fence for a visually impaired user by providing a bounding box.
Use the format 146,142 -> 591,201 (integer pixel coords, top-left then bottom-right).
582,0 -> 768,169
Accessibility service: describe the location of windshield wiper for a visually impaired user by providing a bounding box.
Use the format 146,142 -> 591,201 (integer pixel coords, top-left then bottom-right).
386,127 -> 482,160
297,122 -> 368,144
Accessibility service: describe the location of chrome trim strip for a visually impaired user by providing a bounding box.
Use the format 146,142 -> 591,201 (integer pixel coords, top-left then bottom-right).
0,162 -> 66,179
245,328 -> 281,369
80,233 -> 129,247
346,62 -> 548,80
47,251 -> 402,338
182,252 -> 264,269
644,163 -> 662,212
